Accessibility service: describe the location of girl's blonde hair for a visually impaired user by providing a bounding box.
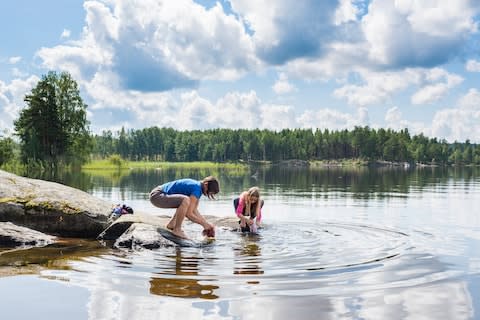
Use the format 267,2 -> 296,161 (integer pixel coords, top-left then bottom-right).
247,186 -> 260,198
245,186 -> 261,217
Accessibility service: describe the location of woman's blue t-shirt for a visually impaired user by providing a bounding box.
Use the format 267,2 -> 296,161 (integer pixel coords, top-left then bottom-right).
161,179 -> 202,198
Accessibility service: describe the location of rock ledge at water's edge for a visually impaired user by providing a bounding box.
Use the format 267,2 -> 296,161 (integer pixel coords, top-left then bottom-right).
0,169 -> 239,250
0,169 -> 111,239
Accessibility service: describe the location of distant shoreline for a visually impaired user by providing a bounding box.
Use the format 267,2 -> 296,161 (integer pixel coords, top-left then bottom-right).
81,159 -> 478,170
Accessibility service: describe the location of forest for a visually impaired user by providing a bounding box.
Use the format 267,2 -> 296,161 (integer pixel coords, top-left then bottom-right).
90,126 -> 480,165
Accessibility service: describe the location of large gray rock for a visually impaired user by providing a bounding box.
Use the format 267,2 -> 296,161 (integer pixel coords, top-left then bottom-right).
0,170 -> 111,238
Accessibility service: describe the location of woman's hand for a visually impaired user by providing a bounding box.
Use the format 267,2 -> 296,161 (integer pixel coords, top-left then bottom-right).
202,223 -> 215,237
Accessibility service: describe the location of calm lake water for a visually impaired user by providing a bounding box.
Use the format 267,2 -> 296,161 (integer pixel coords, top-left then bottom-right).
1,166 -> 480,320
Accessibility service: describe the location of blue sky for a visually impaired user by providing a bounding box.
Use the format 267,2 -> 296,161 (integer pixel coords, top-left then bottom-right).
1,0 -> 480,142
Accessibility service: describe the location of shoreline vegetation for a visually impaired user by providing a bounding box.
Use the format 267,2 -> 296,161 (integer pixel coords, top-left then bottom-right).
2,157 -> 476,177
82,159 -> 249,170
3,125 -> 480,173
80,157 -> 472,171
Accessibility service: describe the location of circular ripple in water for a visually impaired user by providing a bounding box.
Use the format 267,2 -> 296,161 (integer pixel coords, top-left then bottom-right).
136,221 -> 415,298
51,221 -> 456,299
223,221 -> 410,276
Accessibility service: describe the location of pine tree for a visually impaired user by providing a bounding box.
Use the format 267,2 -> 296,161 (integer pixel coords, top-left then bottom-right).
14,71 -> 92,167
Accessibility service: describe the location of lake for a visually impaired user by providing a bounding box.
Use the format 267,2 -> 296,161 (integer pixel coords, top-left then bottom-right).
1,165 -> 480,320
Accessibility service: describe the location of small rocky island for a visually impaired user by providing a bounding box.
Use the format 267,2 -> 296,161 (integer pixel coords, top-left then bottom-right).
0,170 -> 237,250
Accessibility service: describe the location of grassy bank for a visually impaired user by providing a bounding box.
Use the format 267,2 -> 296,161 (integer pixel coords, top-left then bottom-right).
82,159 -> 249,170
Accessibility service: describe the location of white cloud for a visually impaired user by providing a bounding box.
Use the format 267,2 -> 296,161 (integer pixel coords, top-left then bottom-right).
383,106 -> 433,138
272,72 -> 296,95
297,107 -> 369,130
333,68 -> 462,107
333,69 -> 419,106
0,76 -> 40,132
11,68 -> 28,78
334,0 -> 359,25
383,89 -> 480,142
60,29 -> 71,39
385,106 -> 402,125
431,88 -> 480,142
260,104 -> 296,129
394,0 -> 478,36
213,90 -> 262,128
411,69 -> 463,105
466,59 -> 480,72
229,1 -> 284,48
230,0 -> 340,64
37,0 -> 258,94
173,90 -> 296,130
362,0 -> 478,67
82,83 -> 297,131
412,83 -> 449,105
82,85 -> 363,132
8,56 -> 21,64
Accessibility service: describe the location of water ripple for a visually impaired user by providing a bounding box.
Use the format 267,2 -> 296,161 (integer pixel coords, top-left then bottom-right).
40,221 -> 462,300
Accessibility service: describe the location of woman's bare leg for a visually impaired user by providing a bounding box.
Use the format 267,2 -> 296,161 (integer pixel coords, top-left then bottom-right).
169,197 -> 190,239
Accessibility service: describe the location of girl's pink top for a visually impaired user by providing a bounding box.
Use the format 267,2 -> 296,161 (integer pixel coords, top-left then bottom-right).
236,194 -> 262,223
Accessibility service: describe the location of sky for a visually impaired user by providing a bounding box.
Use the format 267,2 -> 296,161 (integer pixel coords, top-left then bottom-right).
1,0 -> 480,142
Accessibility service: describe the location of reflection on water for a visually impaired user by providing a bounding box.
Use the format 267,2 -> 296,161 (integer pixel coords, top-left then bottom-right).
1,166 -> 480,319
233,238 -> 264,276
21,165 -> 480,198
0,239 -> 107,277
150,277 -> 219,299
150,249 -> 219,299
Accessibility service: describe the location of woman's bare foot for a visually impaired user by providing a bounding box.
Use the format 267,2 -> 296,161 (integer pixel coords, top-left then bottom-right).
171,229 -> 189,240
166,224 -> 174,231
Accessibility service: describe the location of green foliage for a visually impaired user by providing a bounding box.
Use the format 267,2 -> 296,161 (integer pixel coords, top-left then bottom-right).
108,154 -> 125,168
89,126 -> 479,166
0,137 -> 15,166
14,71 -> 92,167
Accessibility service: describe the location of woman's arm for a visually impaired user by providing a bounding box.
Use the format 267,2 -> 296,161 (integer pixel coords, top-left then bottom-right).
185,196 -> 211,229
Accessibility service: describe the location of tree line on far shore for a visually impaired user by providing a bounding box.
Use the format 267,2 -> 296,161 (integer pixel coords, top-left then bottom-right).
90,126 -> 479,165
1,70 -> 479,169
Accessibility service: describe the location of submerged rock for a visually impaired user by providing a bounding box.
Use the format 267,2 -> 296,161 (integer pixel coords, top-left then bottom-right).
114,223 -> 173,249
0,169 -> 110,238
97,213 -> 170,240
98,213 -> 241,248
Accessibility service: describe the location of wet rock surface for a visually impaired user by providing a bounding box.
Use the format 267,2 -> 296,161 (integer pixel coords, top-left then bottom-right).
0,222 -> 56,247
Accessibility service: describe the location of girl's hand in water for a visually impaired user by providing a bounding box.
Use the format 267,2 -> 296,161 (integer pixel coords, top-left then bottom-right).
240,217 -> 247,228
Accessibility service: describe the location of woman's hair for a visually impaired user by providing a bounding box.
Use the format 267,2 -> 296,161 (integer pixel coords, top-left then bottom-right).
203,176 -> 220,199
245,186 -> 261,216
